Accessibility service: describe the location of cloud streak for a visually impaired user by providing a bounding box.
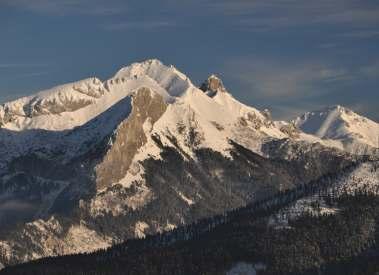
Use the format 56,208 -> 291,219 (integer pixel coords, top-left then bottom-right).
223,56 -> 379,120
205,0 -> 379,32
0,63 -> 48,69
103,20 -> 175,31
226,56 -> 379,99
1,0 -> 126,16
339,30 -> 379,38
225,58 -> 351,99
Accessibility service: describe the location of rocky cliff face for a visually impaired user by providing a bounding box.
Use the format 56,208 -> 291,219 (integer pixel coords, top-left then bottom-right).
95,87 -> 167,190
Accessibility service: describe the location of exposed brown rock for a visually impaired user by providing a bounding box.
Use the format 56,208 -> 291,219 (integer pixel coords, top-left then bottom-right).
95,87 -> 167,190
200,75 -> 228,97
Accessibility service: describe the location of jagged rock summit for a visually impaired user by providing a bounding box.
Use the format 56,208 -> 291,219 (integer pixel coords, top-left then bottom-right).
200,74 -> 228,97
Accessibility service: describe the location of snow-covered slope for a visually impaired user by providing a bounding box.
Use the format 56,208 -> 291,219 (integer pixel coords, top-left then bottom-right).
2,60 -> 374,160
294,105 -> 379,154
0,60 -> 291,172
0,60 -> 177,132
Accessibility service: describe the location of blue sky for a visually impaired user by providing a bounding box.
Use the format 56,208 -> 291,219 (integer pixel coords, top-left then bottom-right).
0,0 -> 378,120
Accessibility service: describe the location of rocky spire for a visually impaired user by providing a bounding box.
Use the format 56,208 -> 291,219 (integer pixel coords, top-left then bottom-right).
200,74 -> 228,97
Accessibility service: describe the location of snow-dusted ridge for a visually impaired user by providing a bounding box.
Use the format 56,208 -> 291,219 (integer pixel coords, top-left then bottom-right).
0,59 -> 184,131
1,59 -> 378,158
0,59 -> 282,170
294,105 -> 379,154
0,59 -> 377,155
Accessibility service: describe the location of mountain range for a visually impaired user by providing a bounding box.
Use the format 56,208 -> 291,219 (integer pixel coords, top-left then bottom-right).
0,59 -> 378,271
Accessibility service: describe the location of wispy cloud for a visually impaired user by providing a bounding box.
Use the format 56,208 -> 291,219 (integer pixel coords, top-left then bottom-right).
103,20 -> 175,31
318,43 -> 338,49
0,63 -> 48,69
205,0 -> 379,32
224,56 -> 379,120
358,61 -> 379,78
0,64 -> 49,80
1,0 -> 126,16
17,71 -> 50,78
225,56 -> 379,99
224,57 -> 352,99
0,71 -> 50,80
339,30 -> 379,38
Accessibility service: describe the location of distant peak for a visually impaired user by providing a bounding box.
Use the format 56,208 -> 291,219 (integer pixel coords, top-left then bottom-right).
200,74 -> 228,97
311,105 -> 355,117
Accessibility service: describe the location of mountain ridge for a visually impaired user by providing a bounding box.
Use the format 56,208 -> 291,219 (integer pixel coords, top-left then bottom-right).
294,104 -> 379,154
1,59 -> 377,155
0,59 -> 378,268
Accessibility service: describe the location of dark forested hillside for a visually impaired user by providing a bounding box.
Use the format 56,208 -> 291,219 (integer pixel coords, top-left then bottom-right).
2,161 -> 378,275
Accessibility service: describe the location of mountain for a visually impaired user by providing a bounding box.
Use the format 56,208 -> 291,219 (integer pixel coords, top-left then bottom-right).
0,59 -> 377,269
294,105 -> 379,155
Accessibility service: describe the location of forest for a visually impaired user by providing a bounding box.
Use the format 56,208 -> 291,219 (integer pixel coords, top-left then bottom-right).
1,160 -> 378,275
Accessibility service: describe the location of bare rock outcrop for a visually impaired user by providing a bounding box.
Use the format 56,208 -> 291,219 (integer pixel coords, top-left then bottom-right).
95,87 -> 167,190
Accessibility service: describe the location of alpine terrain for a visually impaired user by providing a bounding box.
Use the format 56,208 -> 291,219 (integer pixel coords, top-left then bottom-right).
0,59 -> 378,274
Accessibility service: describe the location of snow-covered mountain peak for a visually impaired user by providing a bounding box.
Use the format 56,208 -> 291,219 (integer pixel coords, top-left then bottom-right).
0,78 -> 108,129
0,60 -> 194,131
294,105 -> 379,152
3,77 -> 104,117
114,59 -> 193,97
115,59 -> 164,77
